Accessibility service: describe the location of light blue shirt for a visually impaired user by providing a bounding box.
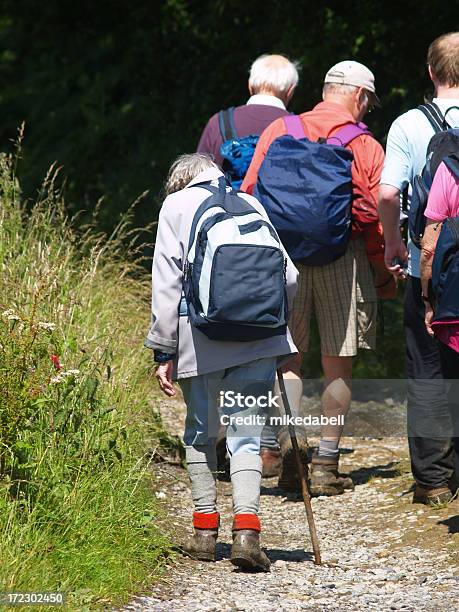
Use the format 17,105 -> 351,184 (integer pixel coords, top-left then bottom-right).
380,98 -> 459,277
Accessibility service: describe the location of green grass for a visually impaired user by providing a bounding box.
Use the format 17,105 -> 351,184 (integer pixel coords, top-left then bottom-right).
0,135 -> 172,608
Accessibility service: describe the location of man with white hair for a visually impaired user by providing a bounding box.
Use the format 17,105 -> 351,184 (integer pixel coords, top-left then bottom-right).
197,54 -> 298,168
197,53 -> 299,478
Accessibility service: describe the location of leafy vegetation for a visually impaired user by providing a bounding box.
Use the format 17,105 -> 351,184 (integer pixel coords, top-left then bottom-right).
0,1 -> 457,229
0,136 -> 171,608
0,1 -> 455,377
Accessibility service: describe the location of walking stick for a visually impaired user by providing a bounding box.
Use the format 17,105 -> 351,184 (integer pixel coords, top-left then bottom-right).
276,368 -> 322,565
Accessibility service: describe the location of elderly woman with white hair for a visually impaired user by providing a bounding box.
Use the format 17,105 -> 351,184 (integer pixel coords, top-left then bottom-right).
145,153 -> 298,572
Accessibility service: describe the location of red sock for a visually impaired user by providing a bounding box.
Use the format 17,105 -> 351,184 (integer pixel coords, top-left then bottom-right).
193,511 -> 220,529
233,513 -> 261,532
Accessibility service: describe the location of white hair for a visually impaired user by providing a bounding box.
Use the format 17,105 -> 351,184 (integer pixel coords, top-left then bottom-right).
322,83 -> 370,106
164,153 -> 216,196
249,54 -> 299,96
322,83 -> 358,97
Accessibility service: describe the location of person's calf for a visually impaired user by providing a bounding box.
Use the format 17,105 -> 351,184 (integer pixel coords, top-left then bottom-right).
185,444 -> 218,513
230,453 -> 262,515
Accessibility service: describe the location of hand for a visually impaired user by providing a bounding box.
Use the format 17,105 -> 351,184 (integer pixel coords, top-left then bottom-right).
384,238 -> 408,279
372,259 -> 397,299
424,304 -> 435,337
155,360 -> 176,397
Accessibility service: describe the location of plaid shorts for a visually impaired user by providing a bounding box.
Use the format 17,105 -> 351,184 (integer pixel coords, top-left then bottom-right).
289,238 -> 377,357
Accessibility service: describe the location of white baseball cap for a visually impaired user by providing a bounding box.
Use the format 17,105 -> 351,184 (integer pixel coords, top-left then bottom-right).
324,60 -> 381,106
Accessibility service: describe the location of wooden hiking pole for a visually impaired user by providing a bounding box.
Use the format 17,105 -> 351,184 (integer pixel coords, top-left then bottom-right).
276,368 -> 322,565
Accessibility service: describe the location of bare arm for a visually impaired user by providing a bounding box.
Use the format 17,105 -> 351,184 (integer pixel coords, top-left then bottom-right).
420,218 -> 442,336
378,184 -> 408,277
420,219 -> 442,294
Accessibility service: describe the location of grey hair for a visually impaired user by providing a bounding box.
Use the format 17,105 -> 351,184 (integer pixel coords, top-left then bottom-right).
323,83 -> 370,107
249,54 -> 300,96
322,82 -> 359,98
164,153 -> 216,196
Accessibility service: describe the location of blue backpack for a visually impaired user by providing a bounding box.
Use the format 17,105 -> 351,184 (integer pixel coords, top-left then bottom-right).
219,107 -> 259,190
408,103 -> 459,249
183,177 -> 288,342
253,115 -> 371,265
431,155 -> 459,323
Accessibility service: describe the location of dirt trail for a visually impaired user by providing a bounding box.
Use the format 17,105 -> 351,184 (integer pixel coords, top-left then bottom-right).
124,397 -> 459,612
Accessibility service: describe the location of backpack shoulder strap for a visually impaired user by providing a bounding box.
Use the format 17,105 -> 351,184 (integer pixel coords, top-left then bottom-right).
443,154 -> 459,179
218,107 -> 237,141
187,178 -> 253,253
327,122 -> 372,147
283,114 -> 306,139
443,106 -> 459,128
418,103 -> 444,133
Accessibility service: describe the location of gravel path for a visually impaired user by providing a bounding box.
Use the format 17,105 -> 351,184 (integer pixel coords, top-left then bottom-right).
124,397 -> 459,612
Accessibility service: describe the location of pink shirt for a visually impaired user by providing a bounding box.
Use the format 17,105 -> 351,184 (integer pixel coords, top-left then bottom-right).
425,161 -> 459,352
425,161 -> 459,220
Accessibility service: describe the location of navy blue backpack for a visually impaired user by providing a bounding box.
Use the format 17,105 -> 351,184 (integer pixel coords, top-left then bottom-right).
183,177 -> 288,342
219,107 -> 259,190
431,155 -> 459,323
408,103 -> 459,248
253,115 -> 371,265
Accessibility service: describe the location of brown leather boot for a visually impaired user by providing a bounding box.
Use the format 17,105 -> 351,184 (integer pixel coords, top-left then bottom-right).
413,485 -> 452,506
182,512 -> 219,561
277,426 -> 309,492
310,453 -> 354,496
230,514 -> 270,572
260,448 -> 282,478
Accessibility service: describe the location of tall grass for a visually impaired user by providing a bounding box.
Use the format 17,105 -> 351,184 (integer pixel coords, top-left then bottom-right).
0,140 -> 171,607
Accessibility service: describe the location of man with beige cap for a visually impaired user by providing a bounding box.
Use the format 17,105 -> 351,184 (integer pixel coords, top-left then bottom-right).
242,60 -> 392,495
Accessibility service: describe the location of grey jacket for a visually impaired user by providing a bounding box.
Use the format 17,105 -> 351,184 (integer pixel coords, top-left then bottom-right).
145,167 -> 298,379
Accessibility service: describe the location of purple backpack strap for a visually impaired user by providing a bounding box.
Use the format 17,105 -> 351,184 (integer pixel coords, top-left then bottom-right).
283,115 -> 306,139
327,122 -> 372,147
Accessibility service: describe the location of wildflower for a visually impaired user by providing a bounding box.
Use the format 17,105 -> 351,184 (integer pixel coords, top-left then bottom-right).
50,354 -> 62,371
2,309 -> 20,321
50,374 -> 64,384
49,369 -> 80,385
63,369 -> 80,377
38,322 -> 56,331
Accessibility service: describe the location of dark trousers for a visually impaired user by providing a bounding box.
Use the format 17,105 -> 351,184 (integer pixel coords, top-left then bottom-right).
439,341 -> 459,457
404,276 -> 456,489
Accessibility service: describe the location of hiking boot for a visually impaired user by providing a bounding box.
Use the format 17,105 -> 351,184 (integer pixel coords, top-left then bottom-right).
309,453 -> 354,497
231,531 -> 270,572
231,530 -> 271,572
182,512 -> 219,561
413,485 -> 453,506
230,514 -> 270,572
277,426 -> 309,492
260,448 -> 282,478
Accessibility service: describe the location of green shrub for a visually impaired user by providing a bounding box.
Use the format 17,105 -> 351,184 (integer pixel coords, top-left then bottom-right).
0,140 -> 171,608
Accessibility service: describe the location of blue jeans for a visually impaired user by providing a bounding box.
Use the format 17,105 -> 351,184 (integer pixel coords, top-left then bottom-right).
180,357 -> 277,514
179,357 -> 277,456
